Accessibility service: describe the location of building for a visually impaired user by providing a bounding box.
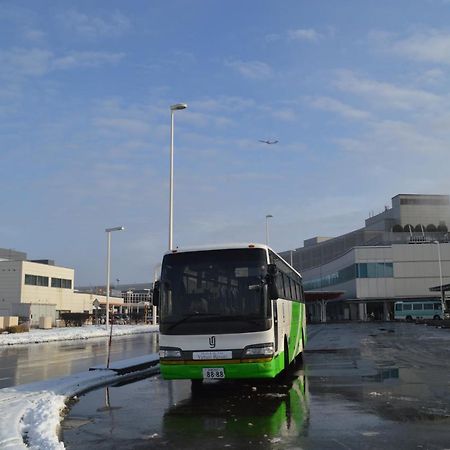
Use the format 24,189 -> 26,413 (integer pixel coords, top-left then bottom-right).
280,194 -> 450,322
0,248 -> 122,325
77,283 -> 154,317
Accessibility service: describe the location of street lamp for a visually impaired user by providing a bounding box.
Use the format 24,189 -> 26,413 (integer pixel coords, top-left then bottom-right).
105,226 -> 125,331
169,103 -> 188,251
432,240 -> 445,315
265,214 -> 273,246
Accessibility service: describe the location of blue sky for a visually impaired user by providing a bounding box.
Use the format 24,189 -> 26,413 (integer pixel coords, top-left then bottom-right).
2,1 -> 450,285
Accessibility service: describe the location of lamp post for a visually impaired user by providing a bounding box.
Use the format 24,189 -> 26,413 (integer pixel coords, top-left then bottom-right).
169,103 -> 188,251
432,240 -> 445,315
265,214 -> 273,246
105,226 -> 125,331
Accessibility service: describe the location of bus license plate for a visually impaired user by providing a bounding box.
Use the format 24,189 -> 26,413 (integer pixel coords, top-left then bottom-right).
202,368 -> 225,379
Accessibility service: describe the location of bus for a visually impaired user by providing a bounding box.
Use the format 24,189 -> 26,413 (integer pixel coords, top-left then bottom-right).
394,299 -> 443,321
154,243 -> 306,382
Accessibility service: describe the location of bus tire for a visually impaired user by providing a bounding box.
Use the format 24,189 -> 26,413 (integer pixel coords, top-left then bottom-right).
406,315 -> 413,322
433,315 -> 441,320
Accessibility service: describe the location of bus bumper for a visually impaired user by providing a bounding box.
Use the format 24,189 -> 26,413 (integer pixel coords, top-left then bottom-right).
160,355 -> 284,380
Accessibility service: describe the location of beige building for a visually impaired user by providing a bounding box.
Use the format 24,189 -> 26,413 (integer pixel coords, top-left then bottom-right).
0,257 -> 123,325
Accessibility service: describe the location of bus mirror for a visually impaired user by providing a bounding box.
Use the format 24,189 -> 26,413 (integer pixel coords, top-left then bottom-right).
266,265 -> 279,300
267,264 -> 278,276
152,281 -> 160,307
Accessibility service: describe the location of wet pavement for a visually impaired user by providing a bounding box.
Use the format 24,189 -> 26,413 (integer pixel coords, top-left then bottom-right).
62,323 -> 450,449
0,333 -> 158,389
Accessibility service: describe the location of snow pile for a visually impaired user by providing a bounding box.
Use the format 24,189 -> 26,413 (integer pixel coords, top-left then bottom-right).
0,324 -> 158,346
0,354 -> 159,449
21,393 -> 66,450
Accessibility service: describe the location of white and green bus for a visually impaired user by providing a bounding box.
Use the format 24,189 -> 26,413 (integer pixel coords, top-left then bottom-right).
154,244 -> 306,381
394,299 -> 443,321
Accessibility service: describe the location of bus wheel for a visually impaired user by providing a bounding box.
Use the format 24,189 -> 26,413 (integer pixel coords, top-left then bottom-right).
406,315 -> 413,322
433,315 -> 441,320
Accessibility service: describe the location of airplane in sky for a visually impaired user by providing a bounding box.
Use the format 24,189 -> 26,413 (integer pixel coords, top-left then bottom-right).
258,139 -> 279,144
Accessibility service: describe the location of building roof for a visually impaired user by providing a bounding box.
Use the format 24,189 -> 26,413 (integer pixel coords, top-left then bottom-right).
429,283 -> 450,293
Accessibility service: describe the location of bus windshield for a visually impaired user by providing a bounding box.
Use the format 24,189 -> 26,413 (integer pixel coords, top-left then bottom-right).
159,248 -> 271,335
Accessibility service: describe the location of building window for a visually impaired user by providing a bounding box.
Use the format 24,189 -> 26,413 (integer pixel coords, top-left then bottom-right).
356,262 -> 393,279
25,274 -> 49,286
51,278 -> 72,289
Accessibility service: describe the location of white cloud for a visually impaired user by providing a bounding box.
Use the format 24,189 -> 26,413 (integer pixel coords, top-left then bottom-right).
59,10 -> 131,38
310,96 -> 371,120
390,29 -> 450,64
225,59 -> 273,79
0,48 -> 52,76
24,29 -> 46,43
288,28 -> 322,42
93,117 -> 150,135
370,28 -> 450,65
0,48 -> 124,78
334,70 -> 441,110
190,96 -> 256,113
270,108 -> 297,121
265,33 -> 281,43
52,51 -> 125,70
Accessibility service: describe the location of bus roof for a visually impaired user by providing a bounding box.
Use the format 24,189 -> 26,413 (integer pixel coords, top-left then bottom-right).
164,243 -> 272,255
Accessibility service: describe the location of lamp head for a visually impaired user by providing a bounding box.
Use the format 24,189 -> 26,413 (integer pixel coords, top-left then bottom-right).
105,226 -> 125,232
170,103 -> 188,111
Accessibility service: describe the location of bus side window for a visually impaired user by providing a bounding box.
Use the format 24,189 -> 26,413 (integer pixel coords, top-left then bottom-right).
434,303 -> 441,310
285,277 -> 291,300
395,304 -> 402,311
403,304 -> 412,310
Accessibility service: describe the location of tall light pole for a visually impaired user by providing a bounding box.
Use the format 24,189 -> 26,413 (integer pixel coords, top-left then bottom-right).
265,214 -> 273,246
105,226 -> 125,331
169,103 -> 188,251
432,240 -> 445,315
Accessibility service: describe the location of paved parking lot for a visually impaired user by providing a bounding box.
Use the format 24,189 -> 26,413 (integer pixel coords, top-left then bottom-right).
62,322 -> 450,450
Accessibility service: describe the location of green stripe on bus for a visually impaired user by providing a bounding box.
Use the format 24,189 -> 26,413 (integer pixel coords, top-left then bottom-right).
288,302 -> 303,363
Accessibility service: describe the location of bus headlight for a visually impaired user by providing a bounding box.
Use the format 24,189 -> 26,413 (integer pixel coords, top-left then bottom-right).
242,344 -> 274,358
159,347 -> 182,359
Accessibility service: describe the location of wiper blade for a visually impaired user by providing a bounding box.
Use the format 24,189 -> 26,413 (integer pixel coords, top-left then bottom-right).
166,313 -> 220,331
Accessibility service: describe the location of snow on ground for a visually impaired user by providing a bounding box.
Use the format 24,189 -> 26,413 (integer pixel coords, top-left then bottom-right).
0,324 -> 158,346
0,354 -> 160,449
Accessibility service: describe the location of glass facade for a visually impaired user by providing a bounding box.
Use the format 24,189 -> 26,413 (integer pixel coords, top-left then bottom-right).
304,262 -> 393,290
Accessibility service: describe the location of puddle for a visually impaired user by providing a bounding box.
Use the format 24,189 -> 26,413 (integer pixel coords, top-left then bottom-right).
362,368 -> 399,382
63,417 -> 93,430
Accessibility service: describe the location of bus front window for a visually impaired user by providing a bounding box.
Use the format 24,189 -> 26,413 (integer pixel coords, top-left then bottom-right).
160,249 -> 271,334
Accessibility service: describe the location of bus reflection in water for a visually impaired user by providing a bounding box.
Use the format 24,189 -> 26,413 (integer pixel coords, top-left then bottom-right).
162,371 -> 309,447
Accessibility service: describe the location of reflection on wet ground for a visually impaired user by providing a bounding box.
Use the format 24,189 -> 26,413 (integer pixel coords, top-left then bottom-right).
62,323 -> 450,449
0,333 -> 158,388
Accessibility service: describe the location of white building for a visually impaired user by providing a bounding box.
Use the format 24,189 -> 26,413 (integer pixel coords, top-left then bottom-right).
0,253 -> 123,325
281,194 -> 450,321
